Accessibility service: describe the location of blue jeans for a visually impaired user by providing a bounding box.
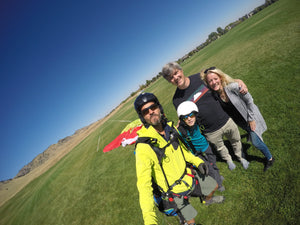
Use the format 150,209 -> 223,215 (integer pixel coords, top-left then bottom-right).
248,130 -> 272,160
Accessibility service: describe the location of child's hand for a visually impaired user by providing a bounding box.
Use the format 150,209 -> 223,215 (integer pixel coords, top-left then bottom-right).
198,163 -> 209,176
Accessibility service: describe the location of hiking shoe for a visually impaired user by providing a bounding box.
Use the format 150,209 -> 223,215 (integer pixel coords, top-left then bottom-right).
220,175 -> 225,181
241,159 -> 250,169
218,185 -> 225,192
205,196 -> 225,205
227,161 -> 236,170
264,157 -> 275,172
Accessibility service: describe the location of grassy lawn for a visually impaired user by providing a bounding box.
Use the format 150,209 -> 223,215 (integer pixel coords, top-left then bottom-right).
0,0 -> 299,224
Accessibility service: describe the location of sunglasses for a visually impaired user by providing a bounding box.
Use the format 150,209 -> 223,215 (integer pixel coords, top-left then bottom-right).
181,112 -> 195,121
204,66 -> 216,74
141,103 -> 159,116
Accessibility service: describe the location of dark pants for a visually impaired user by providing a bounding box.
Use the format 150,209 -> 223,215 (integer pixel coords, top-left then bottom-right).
197,145 -> 223,187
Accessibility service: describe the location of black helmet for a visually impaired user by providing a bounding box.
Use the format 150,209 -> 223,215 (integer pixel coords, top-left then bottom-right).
134,92 -> 164,127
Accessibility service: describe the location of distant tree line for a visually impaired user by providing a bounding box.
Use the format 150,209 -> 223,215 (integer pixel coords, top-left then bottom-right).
127,0 -> 279,100
177,0 -> 279,64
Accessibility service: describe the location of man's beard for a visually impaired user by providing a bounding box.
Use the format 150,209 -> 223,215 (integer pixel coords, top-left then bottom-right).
149,113 -> 161,126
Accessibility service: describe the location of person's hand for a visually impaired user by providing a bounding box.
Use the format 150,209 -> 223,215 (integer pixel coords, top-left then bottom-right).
198,163 -> 209,176
249,120 -> 256,131
236,79 -> 248,94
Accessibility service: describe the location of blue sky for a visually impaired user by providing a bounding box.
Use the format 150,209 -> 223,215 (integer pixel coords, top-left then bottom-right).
0,0 -> 265,181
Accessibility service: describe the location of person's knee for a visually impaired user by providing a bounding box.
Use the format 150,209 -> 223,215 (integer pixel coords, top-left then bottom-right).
214,141 -> 227,151
230,134 -> 241,143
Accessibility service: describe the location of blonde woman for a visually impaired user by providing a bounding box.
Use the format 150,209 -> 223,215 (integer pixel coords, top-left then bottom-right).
201,67 -> 274,172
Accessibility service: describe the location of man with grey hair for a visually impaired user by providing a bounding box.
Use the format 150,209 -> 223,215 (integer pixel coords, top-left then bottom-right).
162,62 -> 249,171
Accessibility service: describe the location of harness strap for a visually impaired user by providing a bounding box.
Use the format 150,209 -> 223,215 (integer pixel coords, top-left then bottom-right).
136,124 -> 195,194
178,125 -> 197,155
135,122 -> 204,223
169,170 -> 192,191
178,125 -> 208,160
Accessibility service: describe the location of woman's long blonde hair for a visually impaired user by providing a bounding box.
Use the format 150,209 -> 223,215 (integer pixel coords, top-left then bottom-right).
200,67 -> 235,88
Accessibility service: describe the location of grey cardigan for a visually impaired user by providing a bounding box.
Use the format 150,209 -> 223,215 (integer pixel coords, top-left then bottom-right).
224,82 -> 267,141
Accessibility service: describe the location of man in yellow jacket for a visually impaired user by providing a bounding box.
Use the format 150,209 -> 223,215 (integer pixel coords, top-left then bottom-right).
134,92 -> 224,225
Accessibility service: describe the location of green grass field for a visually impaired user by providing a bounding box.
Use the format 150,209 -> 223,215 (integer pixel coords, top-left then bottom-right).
1,0 -> 299,224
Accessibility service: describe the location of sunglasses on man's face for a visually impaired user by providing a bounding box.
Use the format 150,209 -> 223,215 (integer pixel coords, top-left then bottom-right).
181,112 -> 195,121
141,103 -> 159,116
204,66 -> 216,74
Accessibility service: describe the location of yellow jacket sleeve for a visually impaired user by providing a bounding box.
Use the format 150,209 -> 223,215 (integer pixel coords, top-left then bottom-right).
135,144 -> 158,225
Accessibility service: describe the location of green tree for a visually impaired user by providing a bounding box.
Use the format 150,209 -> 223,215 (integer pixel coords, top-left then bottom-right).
217,27 -> 224,35
208,32 -> 218,41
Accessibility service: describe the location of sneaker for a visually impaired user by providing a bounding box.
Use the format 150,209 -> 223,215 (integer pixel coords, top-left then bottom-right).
227,161 -> 236,170
205,196 -> 225,205
241,159 -> 250,169
218,185 -> 225,192
264,157 -> 275,172
220,175 -> 225,181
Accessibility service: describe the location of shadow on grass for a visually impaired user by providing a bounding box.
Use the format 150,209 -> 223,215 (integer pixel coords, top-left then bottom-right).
239,134 -> 266,164
211,134 -> 265,165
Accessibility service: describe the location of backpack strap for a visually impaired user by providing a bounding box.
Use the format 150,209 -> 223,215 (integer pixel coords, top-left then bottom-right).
135,136 -> 186,223
135,130 -> 204,222
177,125 -> 197,155
135,137 -> 170,164
135,130 -> 191,192
177,125 -> 208,160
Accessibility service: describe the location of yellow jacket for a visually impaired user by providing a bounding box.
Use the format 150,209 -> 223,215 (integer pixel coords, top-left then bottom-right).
135,121 -> 204,225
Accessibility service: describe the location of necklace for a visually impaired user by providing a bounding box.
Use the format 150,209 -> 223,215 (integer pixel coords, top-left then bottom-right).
219,92 -> 228,102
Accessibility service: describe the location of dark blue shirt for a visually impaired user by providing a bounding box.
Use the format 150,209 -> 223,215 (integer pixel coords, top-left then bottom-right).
173,74 -> 229,133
